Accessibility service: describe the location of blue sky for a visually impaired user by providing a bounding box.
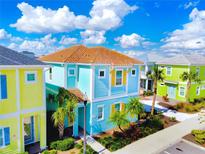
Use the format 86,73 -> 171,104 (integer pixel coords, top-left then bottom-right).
0,0 -> 205,60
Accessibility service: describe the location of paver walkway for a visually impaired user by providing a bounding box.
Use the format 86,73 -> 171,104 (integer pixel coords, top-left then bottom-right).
80,135 -> 111,154
113,116 -> 204,154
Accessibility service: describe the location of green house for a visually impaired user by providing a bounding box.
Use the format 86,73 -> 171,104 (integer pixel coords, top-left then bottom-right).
156,54 -> 205,102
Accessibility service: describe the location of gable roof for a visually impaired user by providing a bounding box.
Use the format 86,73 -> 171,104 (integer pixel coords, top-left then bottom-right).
156,54 -> 205,66
39,45 -> 143,66
0,45 -> 45,66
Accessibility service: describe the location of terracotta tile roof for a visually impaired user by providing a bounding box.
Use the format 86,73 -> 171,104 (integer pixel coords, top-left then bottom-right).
39,45 -> 143,66
68,88 -> 87,102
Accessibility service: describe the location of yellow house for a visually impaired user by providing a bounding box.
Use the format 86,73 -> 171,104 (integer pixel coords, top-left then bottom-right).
0,46 -> 47,154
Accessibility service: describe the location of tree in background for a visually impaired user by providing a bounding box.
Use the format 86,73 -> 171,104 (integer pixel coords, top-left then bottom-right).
147,65 -> 164,115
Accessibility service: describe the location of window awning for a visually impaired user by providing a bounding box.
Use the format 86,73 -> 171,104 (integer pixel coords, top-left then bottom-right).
164,80 -> 178,84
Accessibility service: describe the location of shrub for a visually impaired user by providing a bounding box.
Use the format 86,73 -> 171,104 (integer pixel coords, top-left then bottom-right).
169,117 -> 176,122
18,152 -> 28,154
79,144 -> 98,154
142,115 -> 164,130
191,129 -> 205,144
175,102 -> 185,110
143,90 -> 153,96
42,150 -> 57,154
140,127 -> 156,137
162,94 -> 169,102
75,143 -> 82,149
50,138 -> 75,151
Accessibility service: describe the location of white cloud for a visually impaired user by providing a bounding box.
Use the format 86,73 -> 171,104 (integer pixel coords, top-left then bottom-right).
184,1 -> 200,9
161,8 -> 205,54
8,34 -> 58,55
60,36 -> 77,45
0,29 -> 11,39
115,33 -> 145,48
80,30 -> 106,44
124,50 -> 145,57
10,0 -> 137,33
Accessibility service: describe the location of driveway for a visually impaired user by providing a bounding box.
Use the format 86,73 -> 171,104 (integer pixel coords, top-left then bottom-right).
113,116 -> 204,154
159,140 -> 205,154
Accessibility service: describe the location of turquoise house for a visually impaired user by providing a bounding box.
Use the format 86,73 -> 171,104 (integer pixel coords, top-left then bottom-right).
39,45 -> 143,136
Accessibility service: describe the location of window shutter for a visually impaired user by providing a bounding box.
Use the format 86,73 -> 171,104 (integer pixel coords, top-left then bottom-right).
4,127 -> 10,145
1,75 -> 7,99
121,103 -> 125,111
110,69 -> 116,86
111,104 -> 115,115
123,70 -> 127,85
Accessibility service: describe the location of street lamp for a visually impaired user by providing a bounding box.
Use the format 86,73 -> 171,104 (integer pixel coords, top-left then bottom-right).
83,92 -> 88,154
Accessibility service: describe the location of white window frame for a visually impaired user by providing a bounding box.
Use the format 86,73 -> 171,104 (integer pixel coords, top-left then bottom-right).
196,67 -> 200,76
179,86 -> 185,97
0,72 -> 2,100
115,69 -> 123,87
201,85 -> 205,90
0,127 -> 5,148
131,68 -> 136,77
196,86 -> 200,95
166,66 -> 172,76
49,67 -> 52,80
98,69 -> 106,79
25,71 -> 37,84
68,68 -> 76,76
114,102 -> 122,112
97,105 -> 104,121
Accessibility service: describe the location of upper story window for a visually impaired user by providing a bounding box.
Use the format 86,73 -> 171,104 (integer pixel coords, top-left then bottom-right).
179,86 -> 185,97
201,85 -> 205,90
166,66 -> 172,76
115,70 -> 123,86
98,69 -> 105,79
25,72 -> 37,83
196,68 -> 200,77
0,127 -> 10,147
97,105 -> 104,121
68,68 -> 75,76
115,103 -> 121,112
49,68 -> 52,80
0,75 -> 8,100
131,69 -> 136,77
196,87 -> 200,95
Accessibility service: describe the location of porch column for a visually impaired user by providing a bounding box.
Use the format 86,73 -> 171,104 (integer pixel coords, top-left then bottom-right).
73,107 -> 79,137
145,79 -> 148,91
40,111 -> 47,150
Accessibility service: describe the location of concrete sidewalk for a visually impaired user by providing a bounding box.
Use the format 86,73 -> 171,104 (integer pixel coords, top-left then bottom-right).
80,135 -> 111,154
113,116 -> 204,154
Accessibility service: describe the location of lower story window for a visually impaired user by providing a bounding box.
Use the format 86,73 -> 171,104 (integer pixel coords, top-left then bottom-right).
179,87 -> 185,97
196,87 -> 200,95
115,103 -> 121,112
0,127 -> 10,147
97,106 -> 104,120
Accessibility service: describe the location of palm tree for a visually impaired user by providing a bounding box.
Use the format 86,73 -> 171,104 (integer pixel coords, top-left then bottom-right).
126,97 -> 144,120
180,71 -> 201,102
52,107 -> 66,139
56,87 -> 69,106
109,111 -> 129,134
65,98 -> 77,125
147,65 -> 164,115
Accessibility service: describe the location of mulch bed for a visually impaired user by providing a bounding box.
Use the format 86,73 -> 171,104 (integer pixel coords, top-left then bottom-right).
162,115 -> 179,128
183,133 -> 205,148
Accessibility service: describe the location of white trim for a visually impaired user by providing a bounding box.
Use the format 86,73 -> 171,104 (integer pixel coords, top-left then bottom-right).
93,92 -> 138,103
75,65 -> 78,87
108,67 -> 111,96
98,69 -> 106,79
0,106 -> 46,119
97,105 -> 104,121
0,127 -> 5,148
196,67 -> 200,77
179,86 -> 185,97
0,71 -> 1,100
138,67 -> 141,95
25,71 -> 37,84
16,69 -> 21,152
64,64 -> 68,89
131,68 -> 136,77
90,66 -> 94,135
68,68 -> 76,76
126,68 -> 128,94
42,69 -> 47,145
115,69 -> 123,87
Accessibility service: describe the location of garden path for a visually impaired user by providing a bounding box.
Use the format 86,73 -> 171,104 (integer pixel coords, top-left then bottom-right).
80,135 -> 111,154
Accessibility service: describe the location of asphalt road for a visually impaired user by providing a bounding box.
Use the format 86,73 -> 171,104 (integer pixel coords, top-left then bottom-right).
159,140 -> 205,154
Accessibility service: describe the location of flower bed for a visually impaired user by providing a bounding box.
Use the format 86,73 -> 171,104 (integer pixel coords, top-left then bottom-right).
94,114 -> 178,152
